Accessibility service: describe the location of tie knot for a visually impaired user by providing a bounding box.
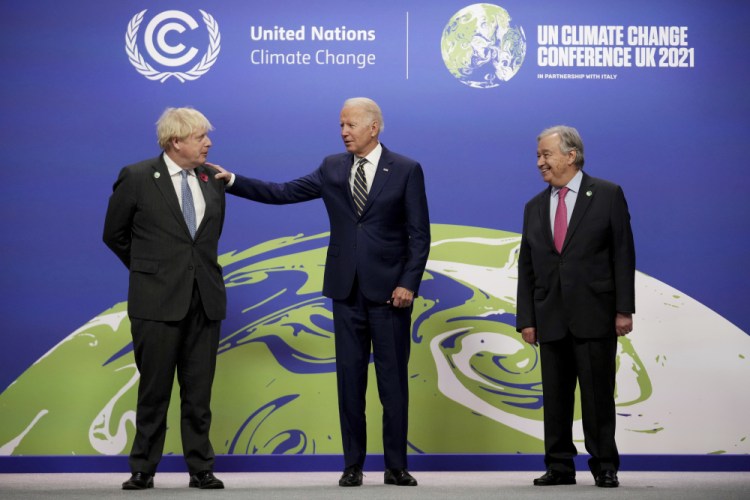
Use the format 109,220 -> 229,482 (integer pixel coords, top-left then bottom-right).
357,158 -> 367,168
181,170 -> 189,179
558,186 -> 569,200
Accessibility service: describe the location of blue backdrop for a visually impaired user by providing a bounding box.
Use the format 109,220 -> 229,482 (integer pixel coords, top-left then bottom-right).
1,0 -> 749,460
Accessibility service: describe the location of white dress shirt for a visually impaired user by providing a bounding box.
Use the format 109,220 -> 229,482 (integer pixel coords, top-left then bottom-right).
163,153 -> 206,228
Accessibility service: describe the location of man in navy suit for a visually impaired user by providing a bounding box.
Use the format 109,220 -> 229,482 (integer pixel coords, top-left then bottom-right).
103,108 -> 226,490
516,125 -> 635,488
212,98 -> 430,487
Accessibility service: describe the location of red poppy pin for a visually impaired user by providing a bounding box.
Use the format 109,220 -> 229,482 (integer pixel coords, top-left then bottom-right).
200,173 -> 209,183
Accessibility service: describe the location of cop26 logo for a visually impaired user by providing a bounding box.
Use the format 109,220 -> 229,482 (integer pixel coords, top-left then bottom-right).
125,10 -> 221,83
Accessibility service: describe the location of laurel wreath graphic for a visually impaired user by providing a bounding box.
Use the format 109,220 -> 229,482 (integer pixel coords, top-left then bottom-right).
125,9 -> 221,83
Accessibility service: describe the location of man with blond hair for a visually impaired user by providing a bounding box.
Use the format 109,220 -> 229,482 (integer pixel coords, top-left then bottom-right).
104,107 -> 226,490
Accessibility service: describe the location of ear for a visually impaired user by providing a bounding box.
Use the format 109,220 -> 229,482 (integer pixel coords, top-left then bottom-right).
171,137 -> 181,151
370,121 -> 379,137
567,149 -> 577,166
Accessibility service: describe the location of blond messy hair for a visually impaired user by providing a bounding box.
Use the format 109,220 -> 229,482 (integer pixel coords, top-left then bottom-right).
156,107 -> 214,150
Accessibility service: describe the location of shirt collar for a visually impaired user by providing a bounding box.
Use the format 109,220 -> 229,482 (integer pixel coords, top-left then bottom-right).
355,142 -> 382,167
553,169 -> 583,196
163,152 -> 194,177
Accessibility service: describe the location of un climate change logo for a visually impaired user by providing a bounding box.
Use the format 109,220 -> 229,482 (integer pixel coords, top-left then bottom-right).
125,10 -> 220,83
441,3 -> 526,88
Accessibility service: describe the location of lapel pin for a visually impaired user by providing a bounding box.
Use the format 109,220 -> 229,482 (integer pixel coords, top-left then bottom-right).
154,172 -> 160,179
383,168 -> 389,172
586,190 -> 592,197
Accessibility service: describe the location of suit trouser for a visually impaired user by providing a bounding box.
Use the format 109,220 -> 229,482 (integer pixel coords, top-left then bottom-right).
540,334 -> 619,476
128,282 -> 221,474
332,279 -> 413,470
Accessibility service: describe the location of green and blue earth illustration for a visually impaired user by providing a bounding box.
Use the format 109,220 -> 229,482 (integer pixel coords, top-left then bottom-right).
441,3 -> 526,88
1,224 -> 748,457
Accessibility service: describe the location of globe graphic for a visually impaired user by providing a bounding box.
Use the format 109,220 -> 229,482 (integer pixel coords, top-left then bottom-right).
441,3 -> 527,88
1,224 -> 749,457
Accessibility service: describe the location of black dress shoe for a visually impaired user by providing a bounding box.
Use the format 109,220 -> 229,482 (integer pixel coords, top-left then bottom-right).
122,472 -> 154,490
384,468 -> 418,486
596,470 -> 619,488
533,469 -> 576,486
339,466 -> 363,487
189,471 -> 224,489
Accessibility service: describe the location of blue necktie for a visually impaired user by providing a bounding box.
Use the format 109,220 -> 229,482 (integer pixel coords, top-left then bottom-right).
180,170 -> 196,239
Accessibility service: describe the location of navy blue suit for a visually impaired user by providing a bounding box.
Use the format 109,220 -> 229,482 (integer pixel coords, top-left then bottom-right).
228,145 -> 430,469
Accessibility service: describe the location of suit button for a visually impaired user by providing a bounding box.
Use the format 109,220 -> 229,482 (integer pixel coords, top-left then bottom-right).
188,265 -> 194,270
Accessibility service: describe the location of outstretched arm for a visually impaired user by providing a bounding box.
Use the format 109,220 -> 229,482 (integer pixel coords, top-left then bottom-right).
205,161 -> 322,205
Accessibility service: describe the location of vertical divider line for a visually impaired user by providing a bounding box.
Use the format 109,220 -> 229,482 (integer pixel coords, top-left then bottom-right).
406,11 -> 410,80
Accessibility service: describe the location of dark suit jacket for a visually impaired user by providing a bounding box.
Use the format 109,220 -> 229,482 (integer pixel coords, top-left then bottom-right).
103,155 -> 227,321
516,172 -> 635,342
228,145 -> 431,303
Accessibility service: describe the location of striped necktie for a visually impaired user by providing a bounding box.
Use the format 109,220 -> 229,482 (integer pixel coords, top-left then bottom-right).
352,158 -> 368,216
180,170 -> 197,239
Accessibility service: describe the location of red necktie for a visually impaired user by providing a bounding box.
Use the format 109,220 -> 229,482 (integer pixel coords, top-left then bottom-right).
554,186 -> 569,253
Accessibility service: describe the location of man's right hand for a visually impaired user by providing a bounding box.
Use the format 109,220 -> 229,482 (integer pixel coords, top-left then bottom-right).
205,162 -> 232,184
521,327 -> 538,345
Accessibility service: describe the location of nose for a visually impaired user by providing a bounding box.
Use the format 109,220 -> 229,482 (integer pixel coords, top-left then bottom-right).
205,136 -> 212,147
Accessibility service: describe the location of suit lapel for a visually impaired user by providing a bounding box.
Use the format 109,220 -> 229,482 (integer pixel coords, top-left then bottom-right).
562,172 -> 594,251
152,155 -> 193,239
361,147 -> 393,216
540,186 -> 554,249
152,157 -> 188,230
194,166 -> 213,239
340,155 -> 359,216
